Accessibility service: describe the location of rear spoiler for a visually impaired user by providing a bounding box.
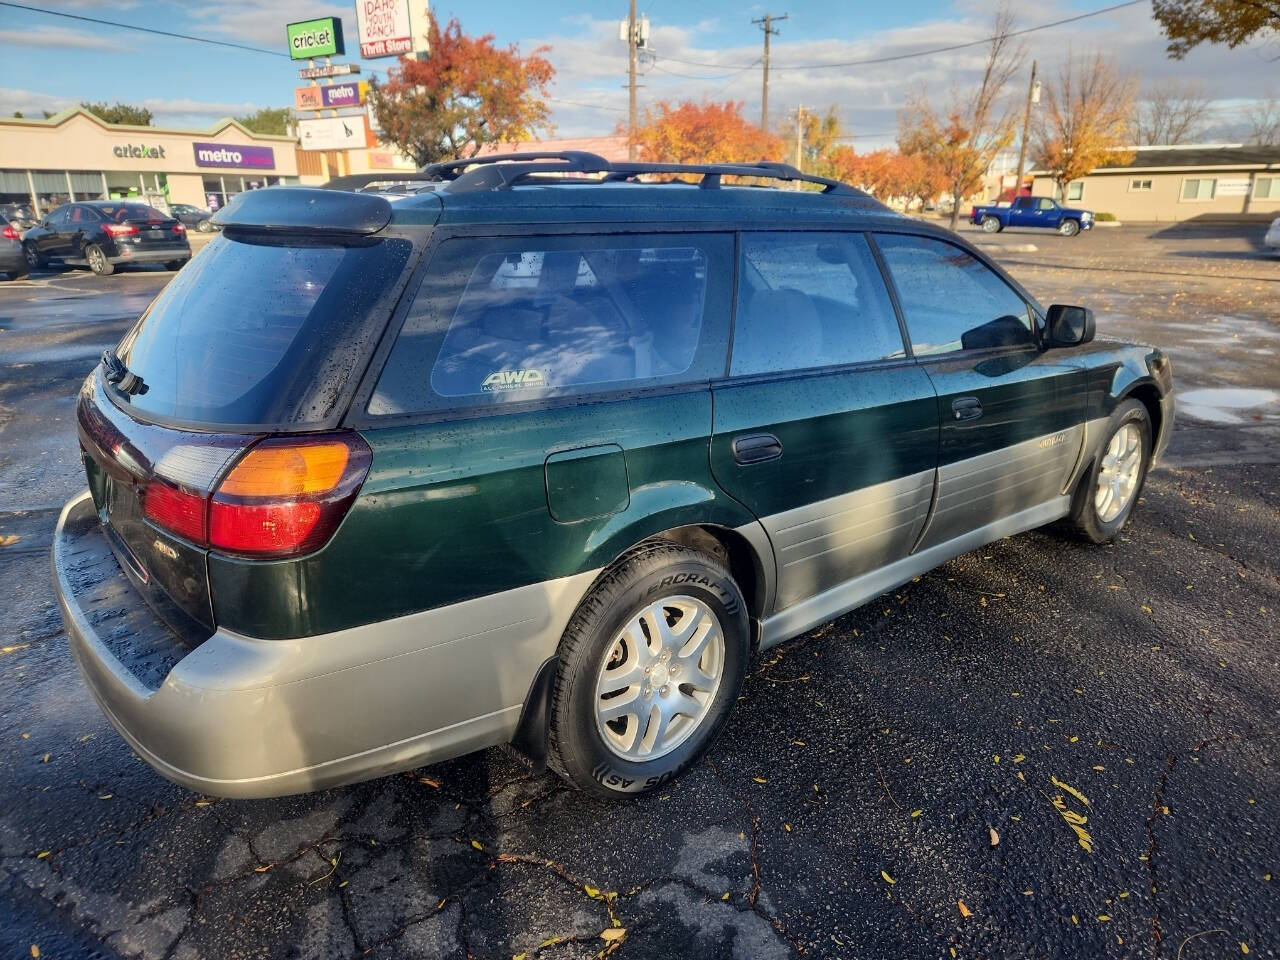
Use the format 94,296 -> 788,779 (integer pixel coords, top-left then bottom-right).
210,187 -> 391,235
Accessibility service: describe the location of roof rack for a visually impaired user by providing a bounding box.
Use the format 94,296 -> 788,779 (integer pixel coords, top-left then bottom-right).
321,172 -> 442,192
418,151 -> 865,196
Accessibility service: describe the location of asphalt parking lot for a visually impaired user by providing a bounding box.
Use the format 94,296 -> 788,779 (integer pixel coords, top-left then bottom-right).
0,222 -> 1276,960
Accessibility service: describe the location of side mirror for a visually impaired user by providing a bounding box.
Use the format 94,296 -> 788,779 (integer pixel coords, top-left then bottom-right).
1045,304 -> 1094,346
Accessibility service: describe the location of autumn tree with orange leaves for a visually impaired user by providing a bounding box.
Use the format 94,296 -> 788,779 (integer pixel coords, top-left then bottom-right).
627,100 -> 784,166
828,148 -> 945,209
368,13 -> 554,166
1034,52 -> 1136,200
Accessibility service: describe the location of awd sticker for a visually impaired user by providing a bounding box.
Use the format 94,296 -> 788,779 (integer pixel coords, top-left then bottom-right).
482,369 -> 545,391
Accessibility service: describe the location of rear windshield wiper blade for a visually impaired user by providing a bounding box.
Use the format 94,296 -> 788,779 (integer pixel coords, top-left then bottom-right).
101,348 -> 147,396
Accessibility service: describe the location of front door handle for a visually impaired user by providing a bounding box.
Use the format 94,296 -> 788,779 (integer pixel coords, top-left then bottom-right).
952,396 -> 983,421
732,432 -> 782,465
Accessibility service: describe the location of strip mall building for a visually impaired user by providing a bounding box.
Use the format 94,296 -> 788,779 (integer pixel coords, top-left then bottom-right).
0,108 -> 300,215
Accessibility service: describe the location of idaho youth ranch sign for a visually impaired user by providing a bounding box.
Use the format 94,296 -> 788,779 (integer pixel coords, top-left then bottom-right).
192,143 -> 276,170
356,0 -> 414,58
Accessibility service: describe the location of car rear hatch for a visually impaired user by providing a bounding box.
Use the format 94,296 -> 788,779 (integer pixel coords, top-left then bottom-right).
76,187 -> 428,640
102,203 -> 188,252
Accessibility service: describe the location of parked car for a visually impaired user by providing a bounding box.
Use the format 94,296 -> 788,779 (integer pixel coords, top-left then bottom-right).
52,156 -> 1173,801
971,195 -> 1094,236
0,202 -> 37,231
23,201 -> 190,276
1265,217 -> 1280,254
169,202 -> 218,232
1,212 -> 29,280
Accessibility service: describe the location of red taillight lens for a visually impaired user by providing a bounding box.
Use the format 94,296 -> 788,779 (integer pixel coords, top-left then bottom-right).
1,225 -> 18,240
105,223 -> 139,237
208,435 -> 372,558
172,223 -> 186,234
143,480 -> 206,543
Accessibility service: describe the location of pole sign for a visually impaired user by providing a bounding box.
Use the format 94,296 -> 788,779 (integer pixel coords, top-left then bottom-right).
286,17 -> 345,60
297,115 -> 368,151
298,62 -> 361,79
355,0 -> 413,58
295,81 -> 368,110
192,142 -> 276,169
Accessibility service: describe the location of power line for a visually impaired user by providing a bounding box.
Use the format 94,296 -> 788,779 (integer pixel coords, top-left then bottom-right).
0,1 -> 290,58
654,0 -> 1145,72
547,96 -> 628,114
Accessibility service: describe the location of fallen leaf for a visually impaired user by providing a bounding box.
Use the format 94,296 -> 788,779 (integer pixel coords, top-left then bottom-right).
958,899 -> 972,918
784,823 -> 792,832
1098,914 -> 1111,921
0,534 -> 21,547
40,754 -> 50,764
1242,943 -> 1250,954
881,870 -> 895,885
752,777 -> 768,784
989,827 -> 1000,848
600,928 -> 626,942
993,754 -> 1000,763
36,851 -> 50,860
1093,766 -> 1105,772
254,864 -> 273,873
512,953 -> 527,960
910,809 -> 922,818
418,777 -> 440,788
98,794 -> 112,800
470,840 -> 484,852
30,946 -> 39,959
1072,914 -> 1079,925
1013,754 -> 1026,764
539,937 -> 563,949
720,892 -> 731,901
584,884 -> 600,898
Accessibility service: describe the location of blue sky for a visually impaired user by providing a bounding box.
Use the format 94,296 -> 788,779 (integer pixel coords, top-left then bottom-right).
1,0 -> 1273,146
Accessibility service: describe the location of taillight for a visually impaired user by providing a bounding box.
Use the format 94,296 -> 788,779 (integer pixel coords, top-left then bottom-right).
210,435 -> 371,557
143,479 -> 206,543
1,225 -> 18,240
172,223 -> 186,235
105,223 -> 139,237
140,433 -> 372,558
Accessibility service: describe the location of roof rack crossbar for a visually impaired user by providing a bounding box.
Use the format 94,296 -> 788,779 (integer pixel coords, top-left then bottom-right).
436,154 -> 863,196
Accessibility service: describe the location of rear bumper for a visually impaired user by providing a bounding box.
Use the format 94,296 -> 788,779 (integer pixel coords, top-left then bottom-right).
54,491 -> 592,797
109,246 -> 189,265
0,245 -> 24,273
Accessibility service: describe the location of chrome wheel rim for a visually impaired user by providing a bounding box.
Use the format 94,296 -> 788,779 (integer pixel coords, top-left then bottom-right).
1060,220 -> 1077,236
983,218 -> 998,232
1095,422 -> 1143,523
88,247 -> 105,271
24,245 -> 38,267
594,595 -> 725,762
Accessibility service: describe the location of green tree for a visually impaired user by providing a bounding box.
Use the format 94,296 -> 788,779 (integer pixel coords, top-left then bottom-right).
1153,0 -> 1279,57
80,101 -> 153,125
236,107 -> 291,136
369,12 -> 554,166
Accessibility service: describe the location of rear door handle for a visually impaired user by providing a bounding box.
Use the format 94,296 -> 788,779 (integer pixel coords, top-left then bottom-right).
952,396 -> 983,421
732,432 -> 782,464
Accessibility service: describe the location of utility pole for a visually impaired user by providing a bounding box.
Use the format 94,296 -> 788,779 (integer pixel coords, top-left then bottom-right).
794,103 -> 805,175
628,0 -> 638,160
752,13 -> 787,131
1014,60 -> 1039,199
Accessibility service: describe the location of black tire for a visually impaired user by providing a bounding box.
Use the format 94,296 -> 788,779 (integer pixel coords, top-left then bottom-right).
1066,398 -> 1152,544
1059,218 -> 1081,237
7,263 -> 29,280
23,243 -> 44,270
165,260 -> 186,271
197,219 -> 213,233
86,244 -> 114,276
548,541 -> 750,798
981,216 -> 1003,233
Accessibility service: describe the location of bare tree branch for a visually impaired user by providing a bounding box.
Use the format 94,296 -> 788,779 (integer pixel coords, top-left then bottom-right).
1133,81 -> 1213,144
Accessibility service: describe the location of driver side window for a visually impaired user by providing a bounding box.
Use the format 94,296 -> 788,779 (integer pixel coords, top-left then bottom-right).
874,233 -> 1035,356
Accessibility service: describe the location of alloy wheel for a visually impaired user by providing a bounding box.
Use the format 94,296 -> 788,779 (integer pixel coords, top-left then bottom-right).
594,595 -> 725,762
1095,422 -> 1142,523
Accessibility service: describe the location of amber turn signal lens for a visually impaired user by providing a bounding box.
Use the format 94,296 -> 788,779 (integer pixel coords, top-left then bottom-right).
217,441 -> 351,498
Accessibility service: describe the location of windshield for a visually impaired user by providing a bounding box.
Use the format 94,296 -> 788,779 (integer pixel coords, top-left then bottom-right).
113,232 -> 412,426
99,203 -> 169,223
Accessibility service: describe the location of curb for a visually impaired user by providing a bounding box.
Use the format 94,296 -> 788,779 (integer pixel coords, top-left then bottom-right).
1093,220 -> 1122,228
976,242 -> 1038,253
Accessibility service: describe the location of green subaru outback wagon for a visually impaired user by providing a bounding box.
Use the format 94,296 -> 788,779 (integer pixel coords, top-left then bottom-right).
53,153 -> 1173,799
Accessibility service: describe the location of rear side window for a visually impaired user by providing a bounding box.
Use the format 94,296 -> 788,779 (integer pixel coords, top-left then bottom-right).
874,233 -> 1035,355
733,232 -> 904,376
368,233 -> 733,416
114,233 -> 412,425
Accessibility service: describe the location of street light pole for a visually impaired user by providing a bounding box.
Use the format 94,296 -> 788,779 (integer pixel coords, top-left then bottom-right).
1014,59 -> 1038,199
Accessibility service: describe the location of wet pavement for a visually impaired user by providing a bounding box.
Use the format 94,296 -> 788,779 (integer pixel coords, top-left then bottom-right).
0,224 -> 1276,959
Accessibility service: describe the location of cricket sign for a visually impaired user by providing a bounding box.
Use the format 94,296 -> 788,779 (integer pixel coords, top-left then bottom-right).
355,0 -> 413,58
286,17 -> 345,60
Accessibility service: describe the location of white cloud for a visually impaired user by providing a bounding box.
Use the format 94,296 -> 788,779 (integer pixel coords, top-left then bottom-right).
186,0 -> 349,48
0,26 -> 127,51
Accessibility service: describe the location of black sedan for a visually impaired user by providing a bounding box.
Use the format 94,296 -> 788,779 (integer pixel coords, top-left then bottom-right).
168,202 -> 218,233
23,201 -> 191,276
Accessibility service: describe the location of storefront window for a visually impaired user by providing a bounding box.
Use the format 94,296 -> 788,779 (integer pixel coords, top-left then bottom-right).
68,171 -> 107,201
0,170 -> 32,210
31,170 -> 70,215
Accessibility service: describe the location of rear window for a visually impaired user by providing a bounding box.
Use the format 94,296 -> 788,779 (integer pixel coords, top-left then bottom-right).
368,233 -> 733,416
100,204 -> 168,222
113,233 -> 412,425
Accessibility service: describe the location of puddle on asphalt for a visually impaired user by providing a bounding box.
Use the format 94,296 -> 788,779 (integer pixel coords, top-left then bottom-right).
0,342 -> 112,364
1178,387 -> 1280,424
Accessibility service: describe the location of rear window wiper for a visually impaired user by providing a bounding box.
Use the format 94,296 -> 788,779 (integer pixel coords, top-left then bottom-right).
101,348 -> 147,396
